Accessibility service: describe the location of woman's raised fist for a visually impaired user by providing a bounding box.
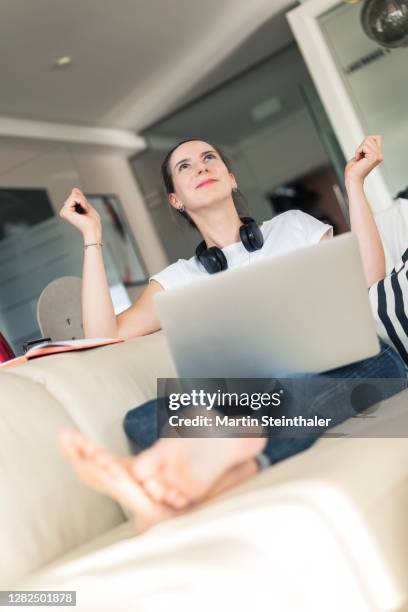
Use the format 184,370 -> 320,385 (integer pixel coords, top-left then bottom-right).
60,188 -> 102,241
345,135 -> 383,183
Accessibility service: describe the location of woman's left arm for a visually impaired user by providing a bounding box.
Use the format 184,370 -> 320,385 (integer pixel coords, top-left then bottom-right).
344,135 -> 385,288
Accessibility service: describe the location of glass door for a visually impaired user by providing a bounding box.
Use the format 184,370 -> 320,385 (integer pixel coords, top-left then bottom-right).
300,80 -> 349,223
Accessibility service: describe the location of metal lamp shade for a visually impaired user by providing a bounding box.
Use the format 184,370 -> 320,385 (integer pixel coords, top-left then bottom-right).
361,0 -> 408,48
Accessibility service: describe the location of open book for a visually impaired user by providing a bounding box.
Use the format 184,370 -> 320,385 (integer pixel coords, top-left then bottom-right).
0,337 -> 124,370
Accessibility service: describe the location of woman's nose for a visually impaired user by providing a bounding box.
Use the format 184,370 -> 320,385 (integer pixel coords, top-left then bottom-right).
197,162 -> 209,174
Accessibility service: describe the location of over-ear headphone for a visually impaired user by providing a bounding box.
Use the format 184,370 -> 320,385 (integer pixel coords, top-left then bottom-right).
195,217 -> 264,274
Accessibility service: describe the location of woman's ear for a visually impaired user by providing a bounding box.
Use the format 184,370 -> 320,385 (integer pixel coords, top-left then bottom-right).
230,173 -> 238,192
168,193 -> 179,210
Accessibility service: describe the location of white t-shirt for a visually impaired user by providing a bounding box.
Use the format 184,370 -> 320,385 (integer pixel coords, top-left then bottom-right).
374,198 -> 408,273
149,209 -> 333,291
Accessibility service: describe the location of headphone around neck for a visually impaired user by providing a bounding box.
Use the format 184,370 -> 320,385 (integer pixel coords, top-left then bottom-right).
195,217 -> 264,274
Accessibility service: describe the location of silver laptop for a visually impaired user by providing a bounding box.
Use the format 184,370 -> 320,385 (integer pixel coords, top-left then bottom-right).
153,233 -> 380,378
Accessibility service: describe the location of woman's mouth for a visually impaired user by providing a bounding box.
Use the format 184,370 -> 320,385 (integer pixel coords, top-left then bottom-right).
196,179 -> 218,189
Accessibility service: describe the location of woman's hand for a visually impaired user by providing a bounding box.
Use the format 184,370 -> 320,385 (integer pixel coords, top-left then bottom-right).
60,188 -> 102,242
345,135 -> 383,184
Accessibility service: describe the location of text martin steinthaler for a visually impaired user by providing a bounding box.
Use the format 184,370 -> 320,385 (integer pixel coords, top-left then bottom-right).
167,392 -> 331,428
168,414 -> 331,427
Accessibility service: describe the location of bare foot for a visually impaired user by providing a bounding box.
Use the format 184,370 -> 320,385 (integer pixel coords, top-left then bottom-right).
130,436 -> 266,509
58,429 -> 263,531
206,458 -> 259,498
58,428 -> 177,532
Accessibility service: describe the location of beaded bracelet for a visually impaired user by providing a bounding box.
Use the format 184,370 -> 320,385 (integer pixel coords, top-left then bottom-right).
84,242 -> 103,249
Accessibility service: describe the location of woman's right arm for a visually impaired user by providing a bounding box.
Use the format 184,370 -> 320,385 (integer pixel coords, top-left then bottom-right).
344,135 -> 385,288
60,188 -> 163,339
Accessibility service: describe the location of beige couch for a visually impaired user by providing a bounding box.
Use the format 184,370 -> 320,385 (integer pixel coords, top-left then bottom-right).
2,331 -> 408,612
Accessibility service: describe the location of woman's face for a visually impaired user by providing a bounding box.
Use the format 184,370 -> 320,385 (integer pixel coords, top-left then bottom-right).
168,140 -> 237,212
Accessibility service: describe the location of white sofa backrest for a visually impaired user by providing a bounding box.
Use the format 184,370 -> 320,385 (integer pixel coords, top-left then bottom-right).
0,372 -> 124,587
0,331 -> 177,586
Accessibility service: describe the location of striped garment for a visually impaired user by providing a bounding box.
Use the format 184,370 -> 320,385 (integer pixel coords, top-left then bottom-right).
369,247 -> 408,367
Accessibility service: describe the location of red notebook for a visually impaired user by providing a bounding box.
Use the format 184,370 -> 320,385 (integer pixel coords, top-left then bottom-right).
0,338 -> 124,370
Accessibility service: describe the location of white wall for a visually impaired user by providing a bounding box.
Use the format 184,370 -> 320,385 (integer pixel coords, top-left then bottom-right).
236,108 -> 328,196
70,151 -> 169,275
0,139 -> 169,350
0,144 -> 78,214
0,140 -> 168,276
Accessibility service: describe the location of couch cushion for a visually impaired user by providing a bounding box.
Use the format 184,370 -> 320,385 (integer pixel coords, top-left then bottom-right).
0,372 -> 125,587
14,391 -> 408,610
8,331 -> 177,455
17,459 -> 405,612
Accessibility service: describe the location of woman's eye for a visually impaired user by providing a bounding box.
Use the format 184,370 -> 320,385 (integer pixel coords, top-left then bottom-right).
179,163 -> 190,171
204,153 -> 216,161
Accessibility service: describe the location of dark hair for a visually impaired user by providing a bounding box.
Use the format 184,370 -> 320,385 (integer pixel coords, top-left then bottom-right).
160,139 -> 250,230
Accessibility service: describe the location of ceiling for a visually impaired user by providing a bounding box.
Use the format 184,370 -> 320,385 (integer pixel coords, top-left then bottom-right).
140,9 -> 315,147
166,9 -> 296,115
0,0 -> 296,136
144,44 -> 312,147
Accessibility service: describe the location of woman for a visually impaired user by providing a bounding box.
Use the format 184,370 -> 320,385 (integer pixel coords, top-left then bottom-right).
58,137 -> 406,532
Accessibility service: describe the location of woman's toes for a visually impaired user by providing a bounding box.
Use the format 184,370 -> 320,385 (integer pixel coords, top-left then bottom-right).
120,456 -> 135,470
68,429 -> 99,459
58,428 -> 83,462
91,448 -> 127,477
142,477 -> 167,502
130,447 -> 163,481
78,433 -> 101,458
163,488 -> 191,509
93,449 -> 111,467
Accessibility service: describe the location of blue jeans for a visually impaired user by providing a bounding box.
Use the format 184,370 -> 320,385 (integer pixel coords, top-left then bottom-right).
124,339 -> 407,465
